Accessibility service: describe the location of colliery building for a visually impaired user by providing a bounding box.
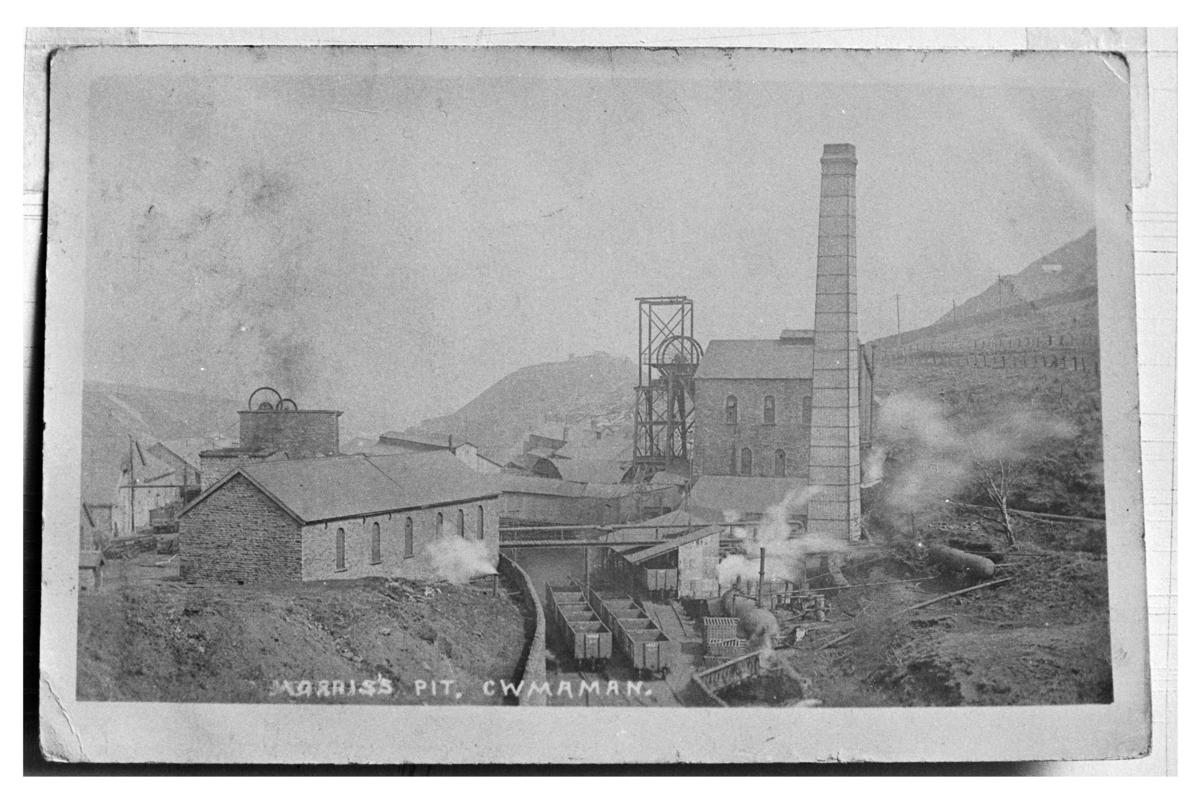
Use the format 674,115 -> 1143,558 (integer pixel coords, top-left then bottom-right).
179,389 -> 499,583
178,451 -> 499,583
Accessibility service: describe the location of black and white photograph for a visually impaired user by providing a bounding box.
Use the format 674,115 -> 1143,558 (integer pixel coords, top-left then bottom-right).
34,30 -> 1166,766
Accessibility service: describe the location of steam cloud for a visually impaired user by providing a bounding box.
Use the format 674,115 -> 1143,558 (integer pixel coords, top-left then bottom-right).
872,392 -> 1077,516
715,485 -> 850,587
423,523 -> 498,584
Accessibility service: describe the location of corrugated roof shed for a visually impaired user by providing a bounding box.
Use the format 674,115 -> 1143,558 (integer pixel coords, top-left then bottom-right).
182,452 -> 499,524
551,457 -> 629,485
687,476 -> 808,518
622,524 -> 722,564
608,508 -> 715,541
695,339 -> 815,380
378,431 -> 469,449
496,473 -> 634,499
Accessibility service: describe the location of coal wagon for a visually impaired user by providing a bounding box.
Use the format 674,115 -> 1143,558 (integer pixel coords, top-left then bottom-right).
583,587 -> 681,679
544,584 -> 613,669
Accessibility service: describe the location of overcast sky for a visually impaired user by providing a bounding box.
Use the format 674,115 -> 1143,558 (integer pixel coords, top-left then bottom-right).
81,47 -> 1115,433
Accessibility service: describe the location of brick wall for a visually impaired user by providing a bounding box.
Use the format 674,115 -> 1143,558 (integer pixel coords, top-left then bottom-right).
239,410 -> 340,458
693,377 -> 812,479
301,498 -> 500,581
179,473 -> 302,583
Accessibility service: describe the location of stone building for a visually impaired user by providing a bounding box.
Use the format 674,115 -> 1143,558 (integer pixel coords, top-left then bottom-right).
178,451 -> 500,584
113,441 -> 193,537
692,333 -> 874,481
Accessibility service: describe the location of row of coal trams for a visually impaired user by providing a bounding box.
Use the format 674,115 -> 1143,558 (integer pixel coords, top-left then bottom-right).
544,583 -> 681,678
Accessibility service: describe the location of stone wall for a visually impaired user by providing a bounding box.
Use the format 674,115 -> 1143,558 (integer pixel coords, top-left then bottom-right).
497,553 -> 547,706
693,377 -> 812,479
179,473 -> 303,583
301,498 -> 500,582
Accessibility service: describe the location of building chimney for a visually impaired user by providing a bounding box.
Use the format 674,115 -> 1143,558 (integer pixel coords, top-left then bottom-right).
807,143 -> 862,541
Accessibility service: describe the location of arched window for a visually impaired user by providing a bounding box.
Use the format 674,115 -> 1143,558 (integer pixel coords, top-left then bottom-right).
370,521 -> 382,564
763,395 -> 775,424
457,508 -> 466,538
740,447 -> 753,476
477,505 -> 485,540
404,517 -> 414,558
729,444 -> 737,474
436,512 -> 444,538
775,449 -> 787,478
801,395 -> 813,426
724,395 -> 738,424
335,527 -> 346,571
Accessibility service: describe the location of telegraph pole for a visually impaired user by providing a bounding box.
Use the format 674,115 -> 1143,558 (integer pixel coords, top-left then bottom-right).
127,435 -> 135,537
895,294 -> 903,349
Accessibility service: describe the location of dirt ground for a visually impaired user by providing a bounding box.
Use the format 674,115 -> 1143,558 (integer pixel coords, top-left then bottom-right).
771,509 -> 1112,707
77,552 -> 532,704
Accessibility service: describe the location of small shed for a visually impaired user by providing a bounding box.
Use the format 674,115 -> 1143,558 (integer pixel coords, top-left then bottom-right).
78,550 -> 106,591
608,519 -> 723,600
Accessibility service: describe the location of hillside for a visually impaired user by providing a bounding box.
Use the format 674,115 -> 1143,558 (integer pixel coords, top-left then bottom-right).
866,230 -> 1105,518
931,228 -> 1096,327
81,381 -> 241,505
414,352 -> 637,462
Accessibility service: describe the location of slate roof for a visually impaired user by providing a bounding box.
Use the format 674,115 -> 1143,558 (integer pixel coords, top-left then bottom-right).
180,452 -> 500,525
687,476 -> 809,518
695,339 -> 815,380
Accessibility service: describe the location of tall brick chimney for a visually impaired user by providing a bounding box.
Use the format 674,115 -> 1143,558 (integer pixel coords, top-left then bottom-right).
806,143 -> 862,541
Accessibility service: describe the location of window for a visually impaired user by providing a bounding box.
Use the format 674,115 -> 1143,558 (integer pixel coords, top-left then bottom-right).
763,395 -> 775,424
729,444 -> 737,475
370,521 -> 382,564
740,447 -> 753,476
335,527 -> 346,571
724,395 -> 738,424
477,505 -> 485,539
436,512 -> 444,538
801,395 -> 813,426
457,508 -> 466,538
775,449 -> 787,478
404,517 -> 414,558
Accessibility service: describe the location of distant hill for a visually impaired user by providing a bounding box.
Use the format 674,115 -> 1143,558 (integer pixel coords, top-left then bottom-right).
932,228 -> 1096,327
412,352 -> 637,463
81,381 -> 240,504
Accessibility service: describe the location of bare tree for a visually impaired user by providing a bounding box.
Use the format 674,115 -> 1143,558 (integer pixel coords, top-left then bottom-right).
968,454 -> 1017,548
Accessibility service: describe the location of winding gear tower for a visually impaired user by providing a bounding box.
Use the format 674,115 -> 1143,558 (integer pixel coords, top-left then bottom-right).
632,297 -> 702,481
